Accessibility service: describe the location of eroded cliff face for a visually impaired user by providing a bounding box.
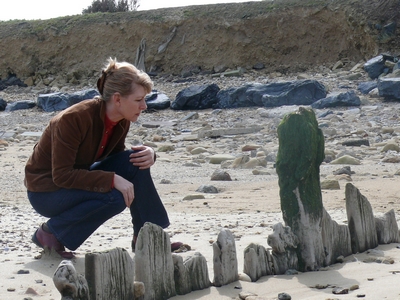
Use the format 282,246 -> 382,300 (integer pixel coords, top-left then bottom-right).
0,0 -> 398,84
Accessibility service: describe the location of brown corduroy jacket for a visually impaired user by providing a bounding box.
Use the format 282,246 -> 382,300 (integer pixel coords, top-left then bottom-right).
24,98 -> 129,193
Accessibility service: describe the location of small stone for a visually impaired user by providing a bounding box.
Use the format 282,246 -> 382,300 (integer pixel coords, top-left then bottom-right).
357,294 -> 366,298
160,179 -> 172,184
182,194 -> 205,201
7,287 -> 15,292
349,284 -> 359,291
17,269 -> 30,274
321,179 -> 340,190
210,169 -> 232,181
332,287 -> 349,294
25,287 -> 39,295
278,292 -> 291,300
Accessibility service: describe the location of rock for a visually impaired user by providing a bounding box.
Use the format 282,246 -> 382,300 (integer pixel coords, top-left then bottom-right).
342,139 -> 370,147
37,89 -> 99,112
134,281 -> 145,298
171,84 -> 220,110
332,287 -> 349,294
238,273 -> 252,282
190,147 -> 209,155
321,179 -> 340,190
0,74 -> 27,91
378,77 -> 400,100
5,100 -> 36,111
278,292 -> 292,300
209,154 -> 235,164
358,81 -> 378,94
333,166 -> 354,175
210,169 -> 232,181
158,144 -> 175,152
216,80 -> 327,109
53,260 -> 89,300
242,144 -> 261,151
330,155 -> 361,165
364,55 -> 386,79
183,194 -> 205,200
0,98 -> 7,110
252,169 -> 271,175
311,90 -> 361,109
145,91 -> 171,110
196,185 -> 218,193
381,142 -> 400,152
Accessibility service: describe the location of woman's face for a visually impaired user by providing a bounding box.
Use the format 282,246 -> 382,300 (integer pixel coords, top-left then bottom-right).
118,83 -> 148,122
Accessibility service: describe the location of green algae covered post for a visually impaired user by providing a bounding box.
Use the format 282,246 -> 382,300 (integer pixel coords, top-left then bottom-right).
276,107 -> 325,271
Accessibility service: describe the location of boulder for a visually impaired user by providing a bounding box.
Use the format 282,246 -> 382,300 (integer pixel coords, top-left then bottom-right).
216,80 -> 327,109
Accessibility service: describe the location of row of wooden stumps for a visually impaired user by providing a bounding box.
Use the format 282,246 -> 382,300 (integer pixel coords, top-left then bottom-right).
52,222 -> 239,300
52,107 -> 400,299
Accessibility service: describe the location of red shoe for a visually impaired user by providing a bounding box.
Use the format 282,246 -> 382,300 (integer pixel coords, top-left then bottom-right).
171,242 -> 183,252
32,224 -> 74,259
131,235 -> 183,253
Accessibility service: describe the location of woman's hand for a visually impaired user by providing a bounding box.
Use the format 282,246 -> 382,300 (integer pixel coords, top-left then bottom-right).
113,174 -> 134,207
129,145 -> 155,169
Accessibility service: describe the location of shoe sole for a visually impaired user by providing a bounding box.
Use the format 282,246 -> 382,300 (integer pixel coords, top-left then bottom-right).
31,229 -> 44,249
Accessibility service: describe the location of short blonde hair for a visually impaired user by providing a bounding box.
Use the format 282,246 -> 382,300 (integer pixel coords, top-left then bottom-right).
97,58 -> 153,101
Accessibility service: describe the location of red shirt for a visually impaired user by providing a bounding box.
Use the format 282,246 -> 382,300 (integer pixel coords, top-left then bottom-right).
96,113 -> 118,160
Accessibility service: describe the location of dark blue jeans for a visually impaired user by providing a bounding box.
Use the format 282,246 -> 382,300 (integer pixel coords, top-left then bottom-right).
28,150 -> 170,250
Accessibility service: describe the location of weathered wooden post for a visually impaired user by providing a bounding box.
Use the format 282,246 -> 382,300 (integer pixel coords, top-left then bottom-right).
345,183 -> 378,253
85,247 -> 135,300
276,107 -> 326,271
135,222 -> 176,300
213,229 -> 239,287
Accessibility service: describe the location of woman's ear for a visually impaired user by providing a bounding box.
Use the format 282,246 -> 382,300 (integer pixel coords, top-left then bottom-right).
112,92 -> 121,105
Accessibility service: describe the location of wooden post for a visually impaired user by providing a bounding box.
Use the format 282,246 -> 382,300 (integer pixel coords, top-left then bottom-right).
85,247 -> 135,300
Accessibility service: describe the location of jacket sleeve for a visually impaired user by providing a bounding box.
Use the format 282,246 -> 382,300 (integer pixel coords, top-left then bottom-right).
50,112 -> 114,193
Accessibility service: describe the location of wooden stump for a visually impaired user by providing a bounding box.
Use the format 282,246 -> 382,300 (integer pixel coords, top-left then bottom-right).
53,260 -> 89,300
321,208 -> 352,265
375,209 -> 399,244
276,107 -> 326,271
173,252 -> 211,295
135,222 -> 176,300
345,183 -> 378,253
213,229 -> 239,287
267,223 -> 299,275
85,247 -> 135,300
243,243 -> 274,281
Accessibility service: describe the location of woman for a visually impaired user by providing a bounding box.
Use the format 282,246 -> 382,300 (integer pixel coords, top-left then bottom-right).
25,58 -> 175,258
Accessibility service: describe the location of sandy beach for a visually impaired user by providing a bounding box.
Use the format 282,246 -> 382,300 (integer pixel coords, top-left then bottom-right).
1,72 -> 400,299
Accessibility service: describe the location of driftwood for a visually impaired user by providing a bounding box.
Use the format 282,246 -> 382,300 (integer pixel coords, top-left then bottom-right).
53,260 -> 89,300
267,223 -> 299,275
85,247 -> 135,300
321,208 -> 352,265
243,243 -> 274,281
375,209 -> 400,244
212,229 -> 239,287
345,183 -> 378,253
135,38 -> 146,72
173,252 -> 211,295
135,222 -> 176,300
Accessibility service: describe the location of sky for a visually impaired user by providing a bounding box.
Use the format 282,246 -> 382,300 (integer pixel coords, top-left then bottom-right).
0,0 -> 261,21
